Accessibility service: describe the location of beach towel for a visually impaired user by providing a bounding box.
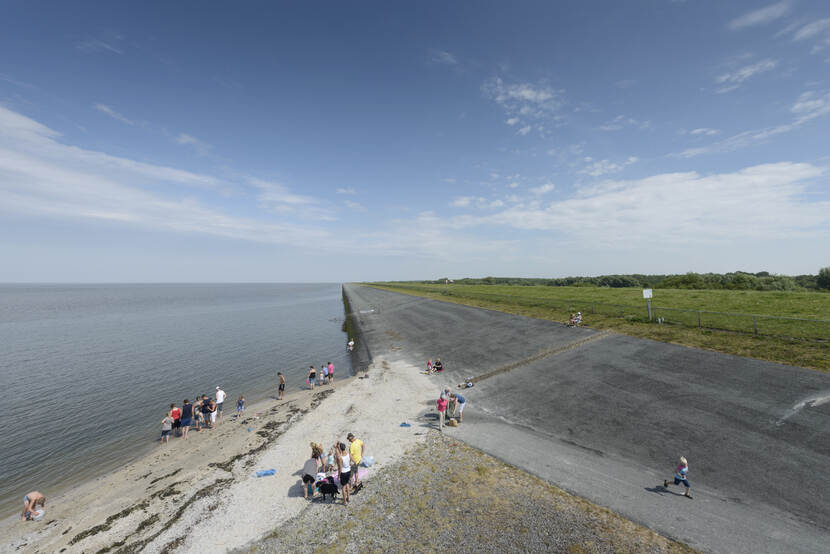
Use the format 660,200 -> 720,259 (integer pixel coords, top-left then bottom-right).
357,467 -> 369,480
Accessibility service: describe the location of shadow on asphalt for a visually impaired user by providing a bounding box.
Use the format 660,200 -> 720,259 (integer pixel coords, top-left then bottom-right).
644,485 -> 689,499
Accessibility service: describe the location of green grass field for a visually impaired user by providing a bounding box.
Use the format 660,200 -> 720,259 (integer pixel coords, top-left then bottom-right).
370,283 -> 830,371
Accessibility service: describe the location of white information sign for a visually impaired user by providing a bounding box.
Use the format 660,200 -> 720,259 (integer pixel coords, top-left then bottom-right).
642,288 -> 653,299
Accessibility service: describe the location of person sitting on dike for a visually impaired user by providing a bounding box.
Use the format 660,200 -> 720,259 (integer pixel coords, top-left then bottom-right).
432,358 -> 444,373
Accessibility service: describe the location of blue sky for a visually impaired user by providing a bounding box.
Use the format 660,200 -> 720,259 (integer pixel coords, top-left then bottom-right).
1,1 -> 829,282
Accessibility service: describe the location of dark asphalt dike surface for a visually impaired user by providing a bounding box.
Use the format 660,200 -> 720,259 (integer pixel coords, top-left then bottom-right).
343,284 -> 830,550
342,285 -> 371,374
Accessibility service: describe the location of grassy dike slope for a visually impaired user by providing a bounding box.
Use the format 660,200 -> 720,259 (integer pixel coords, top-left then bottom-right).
370,283 -> 830,371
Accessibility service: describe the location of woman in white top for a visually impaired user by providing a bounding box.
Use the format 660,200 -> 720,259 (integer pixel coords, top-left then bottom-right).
336,441 -> 352,505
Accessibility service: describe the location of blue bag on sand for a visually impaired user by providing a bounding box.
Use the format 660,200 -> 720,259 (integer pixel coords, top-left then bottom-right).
400,422 -> 411,427
361,456 -> 374,467
255,469 -> 276,477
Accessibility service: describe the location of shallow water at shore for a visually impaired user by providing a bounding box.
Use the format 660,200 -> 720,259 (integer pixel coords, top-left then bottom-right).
0,283 -> 351,515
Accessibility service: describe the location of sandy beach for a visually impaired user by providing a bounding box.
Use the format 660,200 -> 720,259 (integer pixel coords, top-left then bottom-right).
1,356 -> 439,553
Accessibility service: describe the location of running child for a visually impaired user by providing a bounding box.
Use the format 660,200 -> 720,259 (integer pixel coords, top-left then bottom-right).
664,456 -> 692,499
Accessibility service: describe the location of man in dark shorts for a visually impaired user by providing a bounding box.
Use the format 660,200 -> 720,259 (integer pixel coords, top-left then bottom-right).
277,372 -> 285,400
201,395 -> 214,429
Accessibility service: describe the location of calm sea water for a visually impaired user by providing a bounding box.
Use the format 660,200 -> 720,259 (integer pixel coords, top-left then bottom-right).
0,283 -> 352,515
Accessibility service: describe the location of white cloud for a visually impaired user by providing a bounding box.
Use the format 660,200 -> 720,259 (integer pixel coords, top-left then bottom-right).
517,125 -> 532,136
690,128 -> 721,136
336,187 -> 357,194
715,58 -> 777,93
95,104 -> 135,125
431,50 -> 458,65
793,18 -> 830,41
729,2 -> 792,30
451,196 -> 472,207
579,156 -> 638,177
530,183 -> 555,195
436,163 -> 828,248
344,200 -> 366,211
482,77 -> 564,123
505,117 -> 519,126
176,133 -> 212,155
599,115 -> 651,131
507,182 -> 519,189
0,105 -> 337,245
76,39 -> 123,54
677,90 -> 830,157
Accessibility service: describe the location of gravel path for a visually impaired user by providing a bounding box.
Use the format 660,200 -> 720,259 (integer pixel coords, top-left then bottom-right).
242,433 -> 693,554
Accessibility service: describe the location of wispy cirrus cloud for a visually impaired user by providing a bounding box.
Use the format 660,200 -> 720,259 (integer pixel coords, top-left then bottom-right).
689,128 -> 721,136
176,133 -> 212,155
0,104 -> 339,245
95,103 -> 135,125
76,38 -> 123,55
598,115 -> 651,131
677,90 -> 830,158
336,187 -> 357,195
791,18 -> 830,53
715,58 -> 777,93
579,156 -> 638,177
728,1 -> 792,30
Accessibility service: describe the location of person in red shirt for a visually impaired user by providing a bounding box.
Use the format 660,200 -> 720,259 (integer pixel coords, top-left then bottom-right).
169,403 -> 182,437
436,395 -> 448,432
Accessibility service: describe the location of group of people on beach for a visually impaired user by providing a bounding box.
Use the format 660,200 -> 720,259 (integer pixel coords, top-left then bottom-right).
306,362 -> 335,390
302,433 -> 366,505
160,386 -> 245,443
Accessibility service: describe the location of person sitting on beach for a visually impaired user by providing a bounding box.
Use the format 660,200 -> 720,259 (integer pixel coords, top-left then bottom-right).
426,359 -> 433,373
432,358 -> 444,373
180,399 -> 193,439
169,403 -> 181,438
161,413 -> 173,444
237,395 -> 245,415
308,366 -> 317,390
20,491 -> 45,521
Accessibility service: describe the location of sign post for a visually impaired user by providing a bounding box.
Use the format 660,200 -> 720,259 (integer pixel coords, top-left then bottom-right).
643,288 -> 653,321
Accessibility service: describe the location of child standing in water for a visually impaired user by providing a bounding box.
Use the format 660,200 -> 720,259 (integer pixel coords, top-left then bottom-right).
237,395 -> 245,415
664,456 -> 692,499
160,414 -> 173,444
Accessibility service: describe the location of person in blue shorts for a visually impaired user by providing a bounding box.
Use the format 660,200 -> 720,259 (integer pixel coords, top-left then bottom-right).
664,456 -> 692,499
449,392 -> 466,422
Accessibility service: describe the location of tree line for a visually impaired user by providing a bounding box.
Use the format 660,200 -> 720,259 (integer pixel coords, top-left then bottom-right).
424,268 -> 830,291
